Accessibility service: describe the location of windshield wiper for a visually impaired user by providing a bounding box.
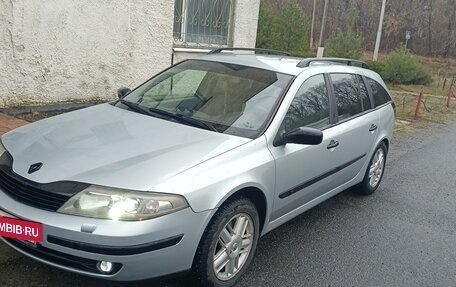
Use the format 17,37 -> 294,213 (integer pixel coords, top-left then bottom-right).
120,99 -> 156,117
148,107 -> 219,132
120,100 -> 218,132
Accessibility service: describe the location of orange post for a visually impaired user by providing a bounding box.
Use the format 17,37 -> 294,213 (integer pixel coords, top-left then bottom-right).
447,84 -> 455,108
414,92 -> 424,119
446,88 -> 452,108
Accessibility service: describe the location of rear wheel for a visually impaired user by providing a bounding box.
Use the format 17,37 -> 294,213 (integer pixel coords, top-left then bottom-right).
357,142 -> 387,195
192,196 -> 259,287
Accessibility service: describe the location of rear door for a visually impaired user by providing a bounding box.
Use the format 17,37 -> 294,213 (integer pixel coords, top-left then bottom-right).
327,73 -> 378,183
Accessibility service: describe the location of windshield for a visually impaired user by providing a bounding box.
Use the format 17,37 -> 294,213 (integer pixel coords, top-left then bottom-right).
116,60 -> 293,138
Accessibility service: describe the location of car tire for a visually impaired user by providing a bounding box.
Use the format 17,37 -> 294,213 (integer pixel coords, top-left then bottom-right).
356,142 -> 388,195
191,196 -> 260,287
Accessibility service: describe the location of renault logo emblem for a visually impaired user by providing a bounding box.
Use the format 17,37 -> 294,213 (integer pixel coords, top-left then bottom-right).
28,162 -> 43,174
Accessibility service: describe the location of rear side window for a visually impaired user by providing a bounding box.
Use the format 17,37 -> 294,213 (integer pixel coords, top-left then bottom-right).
367,78 -> 392,107
330,73 -> 370,121
281,74 -> 330,132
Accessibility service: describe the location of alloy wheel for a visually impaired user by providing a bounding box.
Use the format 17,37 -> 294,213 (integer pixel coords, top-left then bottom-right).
213,213 -> 254,281
368,148 -> 385,188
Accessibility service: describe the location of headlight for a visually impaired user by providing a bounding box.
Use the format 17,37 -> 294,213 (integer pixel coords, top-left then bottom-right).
57,185 -> 188,221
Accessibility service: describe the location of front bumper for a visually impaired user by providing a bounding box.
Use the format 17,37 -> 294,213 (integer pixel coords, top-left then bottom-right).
0,190 -> 213,281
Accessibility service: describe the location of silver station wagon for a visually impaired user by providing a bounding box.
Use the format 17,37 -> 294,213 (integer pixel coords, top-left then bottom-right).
0,48 -> 395,287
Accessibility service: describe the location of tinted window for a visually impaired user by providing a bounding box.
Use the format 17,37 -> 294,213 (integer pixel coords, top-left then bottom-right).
367,78 -> 392,107
356,75 -> 371,110
331,73 -> 370,121
282,74 -> 330,132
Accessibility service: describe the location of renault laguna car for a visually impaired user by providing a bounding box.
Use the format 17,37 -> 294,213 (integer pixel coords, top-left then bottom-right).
0,48 -> 394,286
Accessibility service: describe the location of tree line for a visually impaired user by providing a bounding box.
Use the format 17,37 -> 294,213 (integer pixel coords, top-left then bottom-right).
259,0 -> 456,58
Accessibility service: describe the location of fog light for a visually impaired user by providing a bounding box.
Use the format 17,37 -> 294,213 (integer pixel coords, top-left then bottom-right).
97,261 -> 113,273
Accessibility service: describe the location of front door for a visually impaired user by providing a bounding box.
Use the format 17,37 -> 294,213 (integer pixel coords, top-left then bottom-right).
269,74 -> 345,220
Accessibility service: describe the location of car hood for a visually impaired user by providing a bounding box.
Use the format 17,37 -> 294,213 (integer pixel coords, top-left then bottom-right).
1,103 -> 250,190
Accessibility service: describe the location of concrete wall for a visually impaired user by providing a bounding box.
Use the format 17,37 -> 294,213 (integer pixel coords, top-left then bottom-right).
0,0 -> 260,108
231,0 -> 260,48
0,0 -> 174,107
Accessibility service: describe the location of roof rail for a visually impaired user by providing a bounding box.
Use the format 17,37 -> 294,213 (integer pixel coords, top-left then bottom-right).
296,58 -> 369,69
208,47 -> 290,56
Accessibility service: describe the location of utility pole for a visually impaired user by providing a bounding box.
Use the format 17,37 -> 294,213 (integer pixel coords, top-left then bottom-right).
373,0 -> 386,61
318,0 -> 329,48
426,1 -> 433,56
310,0 -> 316,49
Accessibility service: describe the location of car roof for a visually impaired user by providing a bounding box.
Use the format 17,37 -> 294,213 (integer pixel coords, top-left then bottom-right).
196,53 -> 383,82
196,54 -> 305,75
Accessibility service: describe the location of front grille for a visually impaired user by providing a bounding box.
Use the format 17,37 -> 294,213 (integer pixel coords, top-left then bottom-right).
0,170 -> 71,211
2,237 -> 122,275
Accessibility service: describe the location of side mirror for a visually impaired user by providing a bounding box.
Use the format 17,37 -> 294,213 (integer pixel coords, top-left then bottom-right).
274,127 -> 323,146
117,87 -> 131,99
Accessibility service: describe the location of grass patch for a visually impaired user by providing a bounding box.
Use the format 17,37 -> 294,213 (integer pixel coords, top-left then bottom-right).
389,89 -> 456,135
388,77 -> 451,96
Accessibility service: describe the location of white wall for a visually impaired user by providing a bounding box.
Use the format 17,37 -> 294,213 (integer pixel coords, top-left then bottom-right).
231,0 -> 260,48
0,0 -> 174,107
0,0 -> 260,108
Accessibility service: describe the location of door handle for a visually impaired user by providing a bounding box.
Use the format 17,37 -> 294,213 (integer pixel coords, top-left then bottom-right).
369,124 -> 378,132
327,140 -> 339,149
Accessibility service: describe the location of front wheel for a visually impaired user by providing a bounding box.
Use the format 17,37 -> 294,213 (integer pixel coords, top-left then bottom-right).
357,142 -> 387,195
192,196 -> 260,287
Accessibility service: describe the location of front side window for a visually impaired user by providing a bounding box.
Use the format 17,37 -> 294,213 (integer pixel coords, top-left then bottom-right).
367,77 -> 392,107
117,60 -> 293,139
173,0 -> 233,46
331,73 -> 370,121
281,74 -> 330,133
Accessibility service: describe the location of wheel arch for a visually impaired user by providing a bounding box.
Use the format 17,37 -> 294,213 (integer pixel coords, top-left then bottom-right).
215,186 -> 269,235
381,137 -> 389,151
231,187 -> 267,234
190,186 -> 267,284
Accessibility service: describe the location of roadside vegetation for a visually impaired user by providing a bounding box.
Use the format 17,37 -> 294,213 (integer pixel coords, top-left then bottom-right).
368,46 -> 432,85
324,10 -> 363,60
256,1 -> 309,57
324,31 -> 363,59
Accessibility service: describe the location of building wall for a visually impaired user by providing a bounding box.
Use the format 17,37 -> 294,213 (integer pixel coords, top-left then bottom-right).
231,0 -> 260,48
0,0 -> 260,108
0,0 -> 174,107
